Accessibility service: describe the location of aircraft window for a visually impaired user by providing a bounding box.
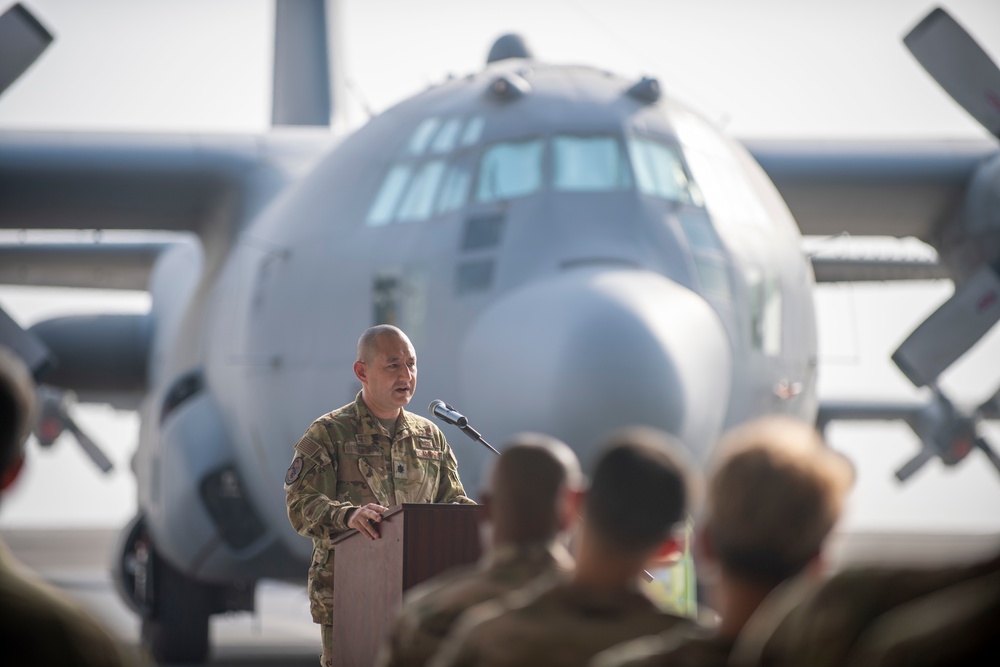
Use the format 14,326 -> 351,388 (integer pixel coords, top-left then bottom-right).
456,259 -> 494,294
397,160 -> 447,222
749,271 -> 782,356
436,157 -> 473,214
553,136 -> 632,191
476,139 -> 544,202
626,138 -> 696,202
431,118 -> 463,153
366,164 -> 413,226
681,216 -> 731,300
673,111 -> 769,228
462,214 -> 505,251
694,255 -> 731,300
461,116 -> 485,147
408,118 -> 441,155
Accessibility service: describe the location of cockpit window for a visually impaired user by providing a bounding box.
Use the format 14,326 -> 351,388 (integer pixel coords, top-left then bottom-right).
436,155 -> 473,215
553,136 -> 632,192
396,160 -> 447,222
366,165 -> 413,226
461,116 -> 485,147
431,118 -> 463,154
672,110 -> 769,228
626,138 -> 697,203
476,138 -> 544,203
407,118 -> 441,155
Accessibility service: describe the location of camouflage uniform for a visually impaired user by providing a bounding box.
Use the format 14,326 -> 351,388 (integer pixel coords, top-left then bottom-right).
733,552 -> 1000,667
845,568 -> 1000,666
430,578 -> 692,667
284,392 -> 474,627
377,540 -> 574,667
0,541 -> 136,666
590,624 -> 732,667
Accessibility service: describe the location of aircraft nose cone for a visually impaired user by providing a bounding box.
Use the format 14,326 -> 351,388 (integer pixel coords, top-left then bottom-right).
457,267 -> 731,479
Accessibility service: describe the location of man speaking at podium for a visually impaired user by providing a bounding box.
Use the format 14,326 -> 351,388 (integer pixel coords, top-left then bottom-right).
285,324 -> 475,667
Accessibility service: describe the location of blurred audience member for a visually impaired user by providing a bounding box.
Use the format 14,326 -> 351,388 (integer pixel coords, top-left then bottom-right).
377,432 -> 583,667
431,427 -> 695,667
0,346 -> 139,666
593,416 -> 853,667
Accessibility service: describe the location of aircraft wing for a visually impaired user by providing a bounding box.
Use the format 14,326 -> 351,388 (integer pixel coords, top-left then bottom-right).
0,130 -> 327,236
745,138 -> 998,240
809,255 -> 948,283
818,399 -> 926,430
0,240 -> 180,290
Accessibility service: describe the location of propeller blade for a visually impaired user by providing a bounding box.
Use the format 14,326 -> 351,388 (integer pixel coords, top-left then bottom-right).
892,264 -> 1000,388
0,3 -> 54,98
977,385 -> 1000,421
904,7 -> 1000,139
62,414 -> 114,474
895,446 -> 935,482
975,437 -> 1000,477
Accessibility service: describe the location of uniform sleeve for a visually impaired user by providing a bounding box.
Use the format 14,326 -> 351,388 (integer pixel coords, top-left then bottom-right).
426,600 -> 502,667
284,422 -> 356,537
434,431 -> 476,505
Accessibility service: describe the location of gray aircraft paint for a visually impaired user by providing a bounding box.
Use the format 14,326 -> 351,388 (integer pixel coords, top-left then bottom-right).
2,1 -> 999,662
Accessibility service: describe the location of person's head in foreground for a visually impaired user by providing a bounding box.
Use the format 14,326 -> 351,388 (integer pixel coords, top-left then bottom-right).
577,426 -> 693,580
481,432 -> 584,548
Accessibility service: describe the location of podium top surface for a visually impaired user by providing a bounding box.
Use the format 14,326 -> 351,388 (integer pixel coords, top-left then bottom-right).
330,502 -> 483,545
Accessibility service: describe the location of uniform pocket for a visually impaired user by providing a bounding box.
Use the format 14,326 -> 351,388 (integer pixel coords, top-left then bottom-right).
357,457 -> 392,507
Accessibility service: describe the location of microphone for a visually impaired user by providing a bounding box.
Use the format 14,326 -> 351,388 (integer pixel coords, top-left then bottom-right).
429,399 -> 501,456
428,400 -> 469,428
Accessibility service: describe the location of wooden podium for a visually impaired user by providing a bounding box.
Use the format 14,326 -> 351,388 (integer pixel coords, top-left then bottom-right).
330,503 -> 484,666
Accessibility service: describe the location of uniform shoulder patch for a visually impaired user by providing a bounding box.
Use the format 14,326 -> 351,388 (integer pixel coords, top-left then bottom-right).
295,435 -> 322,460
285,456 -> 304,485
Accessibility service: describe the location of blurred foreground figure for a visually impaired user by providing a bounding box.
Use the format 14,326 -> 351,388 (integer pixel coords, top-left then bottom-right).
0,347 -> 137,667
377,433 -> 583,666
739,540 -> 1000,666
593,416 -> 853,667
430,427 -> 695,667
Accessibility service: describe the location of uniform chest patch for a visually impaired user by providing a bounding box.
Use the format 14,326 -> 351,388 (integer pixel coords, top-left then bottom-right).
344,441 -> 383,457
414,436 -> 442,460
285,457 -> 304,485
394,462 -> 407,478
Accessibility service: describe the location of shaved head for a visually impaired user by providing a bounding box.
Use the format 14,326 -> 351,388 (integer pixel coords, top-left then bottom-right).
357,324 -> 409,363
486,433 -> 583,544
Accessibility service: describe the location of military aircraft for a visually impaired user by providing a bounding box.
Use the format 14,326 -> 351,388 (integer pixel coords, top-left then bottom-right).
1,0 -> 999,662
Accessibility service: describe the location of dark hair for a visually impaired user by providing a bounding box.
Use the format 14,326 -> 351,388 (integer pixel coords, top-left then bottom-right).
0,348 -> 35,473
585,427 -> 690,551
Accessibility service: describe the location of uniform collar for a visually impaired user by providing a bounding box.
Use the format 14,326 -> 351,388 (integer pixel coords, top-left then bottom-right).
355,391 -> 423,440
486,539 -> 575,571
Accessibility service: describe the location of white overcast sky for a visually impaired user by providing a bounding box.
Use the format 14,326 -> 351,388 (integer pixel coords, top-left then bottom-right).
1,0 -> 1000,534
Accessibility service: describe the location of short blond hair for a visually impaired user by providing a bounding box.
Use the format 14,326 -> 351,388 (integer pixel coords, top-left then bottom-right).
705,416 -> 854,583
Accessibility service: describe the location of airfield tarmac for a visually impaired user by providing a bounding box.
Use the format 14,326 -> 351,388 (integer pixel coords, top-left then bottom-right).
3,526 -> 998,666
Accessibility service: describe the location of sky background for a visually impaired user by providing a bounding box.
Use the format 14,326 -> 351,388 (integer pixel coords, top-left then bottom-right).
1,0 -> 999,534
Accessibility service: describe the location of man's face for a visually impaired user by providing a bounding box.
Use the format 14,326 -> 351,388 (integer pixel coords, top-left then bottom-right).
355,333 -> 417,419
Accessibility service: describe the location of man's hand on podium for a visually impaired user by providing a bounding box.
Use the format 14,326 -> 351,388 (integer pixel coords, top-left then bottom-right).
347,503 -> 389,539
